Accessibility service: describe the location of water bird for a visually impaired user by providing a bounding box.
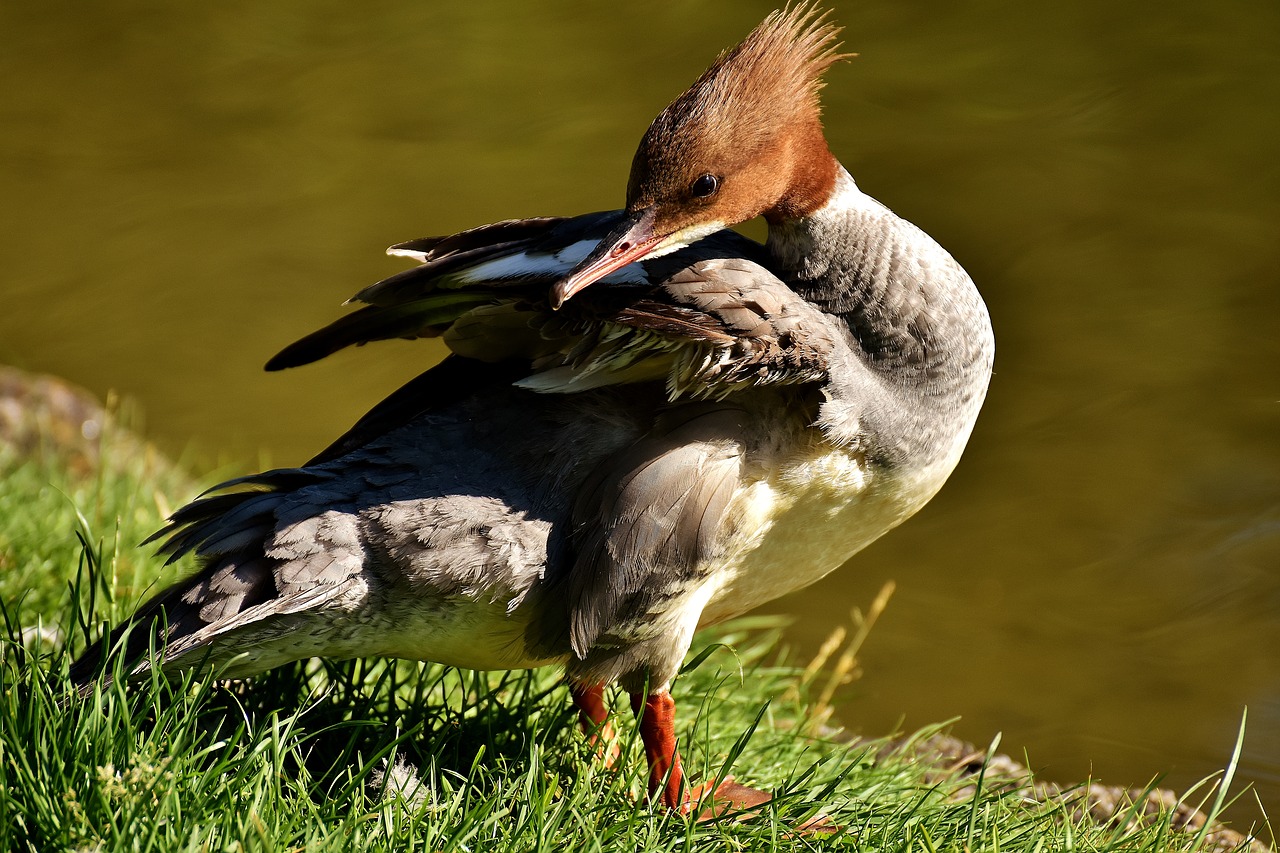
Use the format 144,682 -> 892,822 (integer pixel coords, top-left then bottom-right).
71,6 -> 994,817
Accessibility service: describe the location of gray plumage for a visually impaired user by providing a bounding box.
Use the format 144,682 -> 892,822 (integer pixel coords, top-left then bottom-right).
71,170 -> 993,701
69,15 -> 995,778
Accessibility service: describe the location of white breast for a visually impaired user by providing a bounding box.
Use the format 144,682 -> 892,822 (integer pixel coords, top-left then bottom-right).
697,440 -> 956,626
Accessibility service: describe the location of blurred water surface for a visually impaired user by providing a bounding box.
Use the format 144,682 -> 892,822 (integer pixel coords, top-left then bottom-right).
2,0 -> 1277,832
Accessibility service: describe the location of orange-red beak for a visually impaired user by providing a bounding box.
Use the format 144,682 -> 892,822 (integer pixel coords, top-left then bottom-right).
550,208 -> 661,310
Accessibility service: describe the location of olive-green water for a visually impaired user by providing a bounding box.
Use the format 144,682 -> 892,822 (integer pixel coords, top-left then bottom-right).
3,0 -> 1277,832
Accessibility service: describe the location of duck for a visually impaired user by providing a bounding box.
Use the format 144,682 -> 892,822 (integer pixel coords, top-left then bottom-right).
71,5 -> 994,817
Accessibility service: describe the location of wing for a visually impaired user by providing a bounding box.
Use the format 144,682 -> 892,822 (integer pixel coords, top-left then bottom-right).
265,212 -> 846,402
69,462 -> 375,686
564,405 -> 745,659
71,215 -> 854,690
263,213 -> 628,370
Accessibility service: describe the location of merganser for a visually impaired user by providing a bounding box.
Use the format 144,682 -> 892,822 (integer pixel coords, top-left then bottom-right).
71,6 -> 994,817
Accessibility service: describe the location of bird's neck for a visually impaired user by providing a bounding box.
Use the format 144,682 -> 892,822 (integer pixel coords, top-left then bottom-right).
765,165 -> 995,467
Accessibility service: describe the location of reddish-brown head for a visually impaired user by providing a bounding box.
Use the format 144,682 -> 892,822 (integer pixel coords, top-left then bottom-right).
552,5 -> 848,308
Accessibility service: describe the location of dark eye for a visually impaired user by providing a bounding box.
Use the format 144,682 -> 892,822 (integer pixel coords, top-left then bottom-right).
689,174 -> 719,199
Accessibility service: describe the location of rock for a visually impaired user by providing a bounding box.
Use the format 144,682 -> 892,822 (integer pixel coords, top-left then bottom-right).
0,364 -> 188,487
870,731 -> 1271,853
0,365 -> 116,473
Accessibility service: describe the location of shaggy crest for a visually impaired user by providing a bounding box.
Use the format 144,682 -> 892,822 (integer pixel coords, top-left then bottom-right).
682,4 -> 847,127
627,4 -> 851,214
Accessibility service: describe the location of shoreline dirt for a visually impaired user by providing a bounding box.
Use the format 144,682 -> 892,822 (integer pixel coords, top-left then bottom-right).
864,731 -> 1269,852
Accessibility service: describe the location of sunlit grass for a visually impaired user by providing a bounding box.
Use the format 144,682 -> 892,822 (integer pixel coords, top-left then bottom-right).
0,421 -> 1269,851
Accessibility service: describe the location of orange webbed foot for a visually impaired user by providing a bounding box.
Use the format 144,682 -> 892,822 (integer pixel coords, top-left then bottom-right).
687,775 -> 837,833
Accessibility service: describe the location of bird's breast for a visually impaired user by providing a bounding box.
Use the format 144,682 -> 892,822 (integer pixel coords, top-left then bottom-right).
697,439 -> 949,626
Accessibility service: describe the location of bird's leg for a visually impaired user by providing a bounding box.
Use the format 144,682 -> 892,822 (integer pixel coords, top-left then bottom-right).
631,688 -> 777,820
631,689 -> 686,810
570,681 -> 621,768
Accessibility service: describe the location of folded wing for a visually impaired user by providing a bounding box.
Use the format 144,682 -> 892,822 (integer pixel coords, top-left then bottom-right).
265,212 -> 846,402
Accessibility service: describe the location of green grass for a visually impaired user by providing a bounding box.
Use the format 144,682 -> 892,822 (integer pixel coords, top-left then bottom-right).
0,422 -> 1268,852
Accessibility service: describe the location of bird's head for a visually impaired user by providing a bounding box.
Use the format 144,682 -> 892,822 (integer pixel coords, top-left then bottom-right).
551,5 -> 848,308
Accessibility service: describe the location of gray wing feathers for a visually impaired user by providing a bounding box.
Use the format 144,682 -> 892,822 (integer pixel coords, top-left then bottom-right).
361,495 -> 552,603
147,503 -> 370,671
656,258 -> 837,395
524,256 -> 840,400
567,406 -> 744,657
82,467 -> 378,682
158,557 -> 362,671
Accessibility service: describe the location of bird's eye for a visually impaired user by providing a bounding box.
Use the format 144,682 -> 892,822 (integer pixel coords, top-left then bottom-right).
690,174 -> 720,199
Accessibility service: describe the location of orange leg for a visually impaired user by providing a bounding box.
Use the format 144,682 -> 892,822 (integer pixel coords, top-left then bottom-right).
571,681 -> 610,729
631,689 -> 686,809
570,681 -> 621,768
630,689 -> 777,820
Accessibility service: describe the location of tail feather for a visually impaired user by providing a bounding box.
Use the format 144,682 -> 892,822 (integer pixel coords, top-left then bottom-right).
155,573 -> 350,669
69,471 -> 324,691
264,304 -> 439,372
66,557 -> 269,690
